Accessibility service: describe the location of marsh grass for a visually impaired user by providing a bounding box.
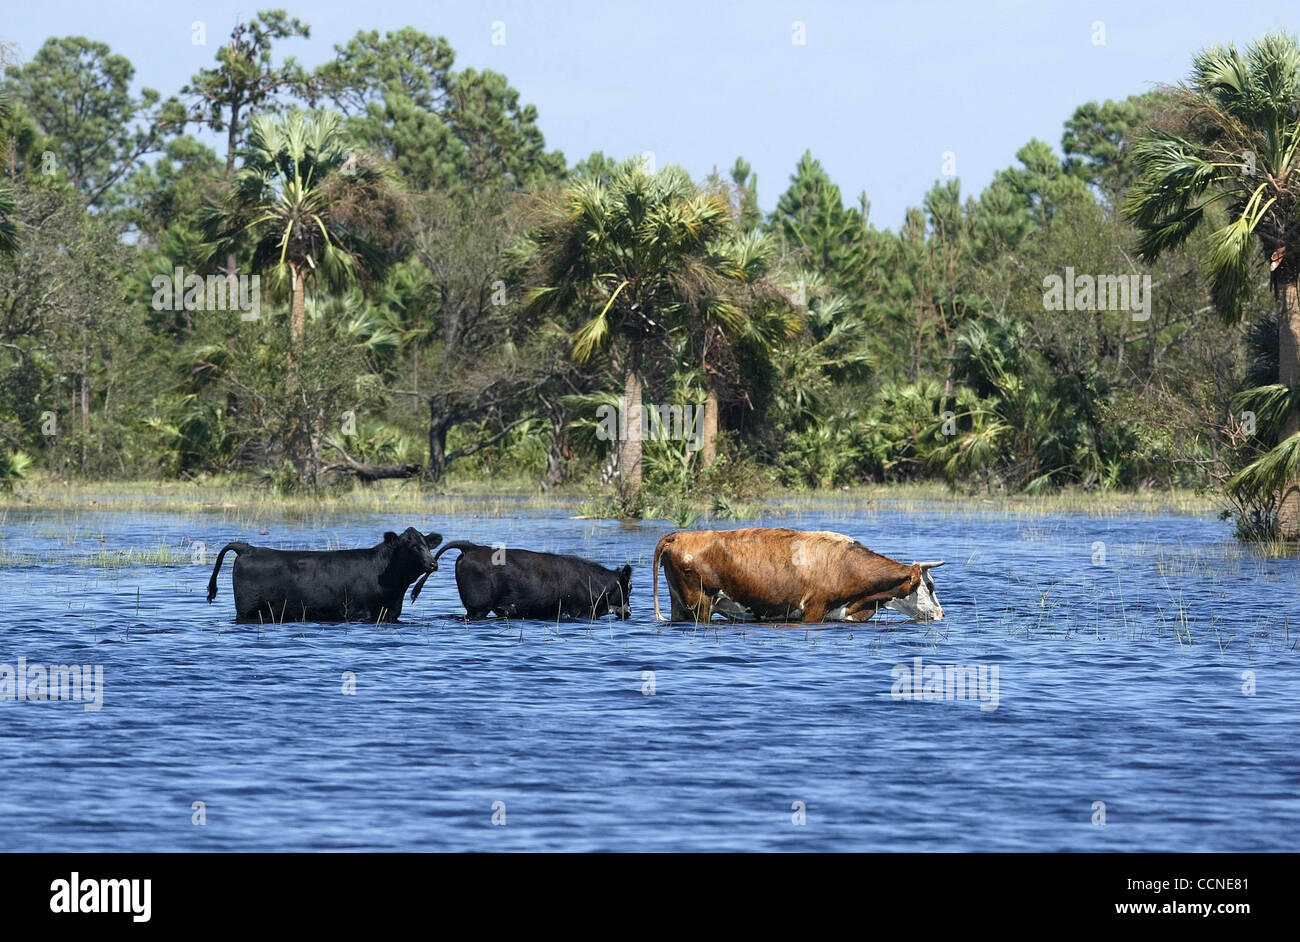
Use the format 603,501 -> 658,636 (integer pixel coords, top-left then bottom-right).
774,482 -> 1219,518
1,475 -> 1223,525
0,475 -> 578,527
966,537 -> 1298,652
0,541 -> 188,568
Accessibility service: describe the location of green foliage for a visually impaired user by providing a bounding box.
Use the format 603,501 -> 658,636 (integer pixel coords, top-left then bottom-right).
203,109 -> 402,300
1122,30 -> 1300,539
1,19 -> 1291,542
772,151 -> 867,273
526,159 -> 738,355
987,139 -> 1093,229
0,447 -> 31,491
314,27 -> 564,193
0,90 -> 18,256
1228,431 -> 1300,501
182,10 -> 312,165
1063,92 -> 1172,198
144,394 -> 238,477
0,175 -> 15,257
4,36 -> 182,207
1126,32 -> 1300,322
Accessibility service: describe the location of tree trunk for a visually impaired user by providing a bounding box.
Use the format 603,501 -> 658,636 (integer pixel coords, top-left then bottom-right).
283,264 -> 309,482
412,319 -> 420,403
702,372 -> 720,467
80,336 -> 89,475
541,400 -> 569,490
289,264 -> 305,346
943,336 -> 956,397
225,105 -> 240,178
224,104 -> 240,285
1278,280 -> 1300,539
427,406 -> 452,482
542,436 -> 566,490
80,378 -> 88,474
700,325 -> 720,467
618,345 -> 644,503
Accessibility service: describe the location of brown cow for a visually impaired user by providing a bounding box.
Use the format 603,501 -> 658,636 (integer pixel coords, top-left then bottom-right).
652,528 -> 945,624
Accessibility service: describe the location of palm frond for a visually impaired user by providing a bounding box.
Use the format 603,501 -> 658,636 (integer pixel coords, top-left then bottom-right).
1227,431 -> 1300,498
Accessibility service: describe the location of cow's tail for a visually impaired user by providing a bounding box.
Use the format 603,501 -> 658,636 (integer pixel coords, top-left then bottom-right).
412,541 -> 478,602
206,542 -> 251,603
652,533 -> 676,622
409,571 -> 432,603
432,541 -> 478,570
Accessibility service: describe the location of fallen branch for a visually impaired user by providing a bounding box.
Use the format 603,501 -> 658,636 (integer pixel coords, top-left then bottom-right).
322,439 -> 421,485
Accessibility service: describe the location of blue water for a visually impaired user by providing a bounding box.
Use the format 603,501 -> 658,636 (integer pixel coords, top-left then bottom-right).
1,504 -> 1297,851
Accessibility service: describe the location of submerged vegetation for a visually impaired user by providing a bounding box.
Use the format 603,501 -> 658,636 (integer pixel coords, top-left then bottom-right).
0,21 -> 1298,543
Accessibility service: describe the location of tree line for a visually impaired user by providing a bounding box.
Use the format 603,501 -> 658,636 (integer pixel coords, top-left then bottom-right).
1,16 -> 1298,539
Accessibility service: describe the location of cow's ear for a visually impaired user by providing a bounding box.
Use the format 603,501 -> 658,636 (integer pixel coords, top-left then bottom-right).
621,564 -> 632,581
384,531 -> 398,544
425,532 -> 443,549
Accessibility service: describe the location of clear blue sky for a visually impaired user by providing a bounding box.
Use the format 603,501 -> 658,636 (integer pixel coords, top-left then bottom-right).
3,0 -> 1294,228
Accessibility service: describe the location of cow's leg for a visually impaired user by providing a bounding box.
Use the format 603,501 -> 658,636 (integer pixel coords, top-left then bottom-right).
454,561 -> 496,620
683,583 -> 714,624
664,568 -> 702,623
675,581 -> 713,623
842,598 -> 881,623
689,596 -> 714,624
800,601 -> 827,623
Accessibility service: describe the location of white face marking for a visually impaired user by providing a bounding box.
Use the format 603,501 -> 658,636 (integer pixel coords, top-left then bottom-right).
826,605 -> 851,621
885,574 -> 944,622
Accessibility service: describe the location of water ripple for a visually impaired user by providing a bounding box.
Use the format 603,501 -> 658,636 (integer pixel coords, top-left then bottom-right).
0,508 -> 1297,850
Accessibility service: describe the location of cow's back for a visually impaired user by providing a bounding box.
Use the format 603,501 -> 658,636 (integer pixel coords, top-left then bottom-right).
701,529 -> 860,612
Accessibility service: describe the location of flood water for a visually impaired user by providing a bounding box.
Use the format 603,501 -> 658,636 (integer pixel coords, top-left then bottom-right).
1,503 -> 1297,851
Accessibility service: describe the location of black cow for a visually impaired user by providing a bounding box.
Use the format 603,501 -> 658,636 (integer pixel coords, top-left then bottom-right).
414,541 -> 632,620
206,528 -> 442,623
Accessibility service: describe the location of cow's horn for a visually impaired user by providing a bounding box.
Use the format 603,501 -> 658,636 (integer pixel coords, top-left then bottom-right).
916,560 -> 946,570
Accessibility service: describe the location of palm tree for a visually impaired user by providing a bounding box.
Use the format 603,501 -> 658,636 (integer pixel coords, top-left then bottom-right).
204,110 -> 398,347
525,159 -> 737,501
203,110 -> 401,479
691,230 -> 801,466
1125,31 -> 1300,537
